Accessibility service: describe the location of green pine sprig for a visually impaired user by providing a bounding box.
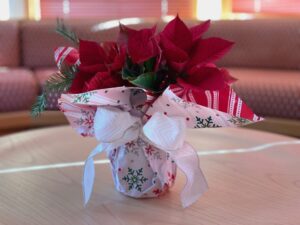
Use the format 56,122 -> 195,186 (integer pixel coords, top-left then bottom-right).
32,19 -> 79,117
56,18 -> 79,45
31,93 -> 47,118
46,65 -> 77,92
31,65 -> 77,117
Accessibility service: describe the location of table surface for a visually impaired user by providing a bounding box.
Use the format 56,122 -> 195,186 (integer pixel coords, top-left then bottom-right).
0,126 -> 299,225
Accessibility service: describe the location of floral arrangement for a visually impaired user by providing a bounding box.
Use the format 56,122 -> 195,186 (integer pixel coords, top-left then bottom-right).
32,16 -> 261,208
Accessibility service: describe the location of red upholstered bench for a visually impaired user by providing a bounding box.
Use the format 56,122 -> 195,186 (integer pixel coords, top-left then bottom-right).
231,68 -> 300,120
0,19 -> 299,134
0,68 -> 38,112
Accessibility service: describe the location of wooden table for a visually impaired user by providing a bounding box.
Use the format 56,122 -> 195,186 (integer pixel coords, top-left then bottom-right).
0,126 -> 299,225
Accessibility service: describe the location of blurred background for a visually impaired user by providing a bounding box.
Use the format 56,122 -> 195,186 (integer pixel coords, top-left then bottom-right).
1,0 -> 300,21
0,0 -> 299,137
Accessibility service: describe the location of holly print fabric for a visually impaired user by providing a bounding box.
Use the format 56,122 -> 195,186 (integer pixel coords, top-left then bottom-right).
143,87 -> 261,128
108,138 -> 176,198
58,85 -> 261,201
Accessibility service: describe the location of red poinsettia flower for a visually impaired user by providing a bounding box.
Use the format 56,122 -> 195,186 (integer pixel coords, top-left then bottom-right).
178,66 -> 226,91
159,16 -> 235,91
69,40 -> 126,93
118,24 -> 160,64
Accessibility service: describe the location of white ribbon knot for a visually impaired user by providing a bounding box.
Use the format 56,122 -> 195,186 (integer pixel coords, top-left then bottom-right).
83,106 -> 208,208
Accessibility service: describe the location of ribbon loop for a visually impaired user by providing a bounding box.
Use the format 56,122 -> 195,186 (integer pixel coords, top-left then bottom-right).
143,112 -> 186,151
82,144 -> 106,206
94,106 -> 141,143
174,143 -> 208,208
142,112 -> 208,207
83,106 -> 141,206
83,108 -> 208,208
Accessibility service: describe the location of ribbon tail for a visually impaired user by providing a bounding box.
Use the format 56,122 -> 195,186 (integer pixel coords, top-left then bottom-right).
174,142 -> 208,208
82,143 -> 107,207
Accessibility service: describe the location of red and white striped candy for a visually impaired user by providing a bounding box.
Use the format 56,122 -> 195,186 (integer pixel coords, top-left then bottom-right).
54,47 -> 80,70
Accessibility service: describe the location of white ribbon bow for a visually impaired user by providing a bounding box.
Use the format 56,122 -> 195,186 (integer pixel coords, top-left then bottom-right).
83,106 -> 208,208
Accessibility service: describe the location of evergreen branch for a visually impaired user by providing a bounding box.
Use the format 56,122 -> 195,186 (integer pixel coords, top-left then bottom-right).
31,93 -> 46,118
56,18 -> 79,45
46,73 -> 71,92
46,65 -> 77,92
31,65 -> 77,117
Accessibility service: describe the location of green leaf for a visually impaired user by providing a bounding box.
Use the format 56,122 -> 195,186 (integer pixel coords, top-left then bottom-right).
125,55 -> 133,68
129,72 -> 157,91
143,57 -> 156,72
122,67 -> 137,81
122,56 -> 144,78
56,18 -> 79,45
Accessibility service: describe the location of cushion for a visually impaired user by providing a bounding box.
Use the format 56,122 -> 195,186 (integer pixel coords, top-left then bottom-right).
34,68 -> 61,110
20,19 -> 198,69
0,68 -> 38,112
21,19 -> 300,70
230,68 -> 300,119
206,19 -> 300,70
21,20 -> 120,68
0,21 -> 20,67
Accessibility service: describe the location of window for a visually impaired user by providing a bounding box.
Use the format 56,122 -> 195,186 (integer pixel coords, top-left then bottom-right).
40,0 -> 196,20
0,0 -> 9,21
232,0 -> 300,15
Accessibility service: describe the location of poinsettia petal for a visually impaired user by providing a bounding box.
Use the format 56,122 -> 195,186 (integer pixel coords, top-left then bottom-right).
85,71 -> 108,91
79,40 -> 107,65
69,71 -> 90,93
189,65 -> 237,84
203,63 -> 217,68
169,61 -> 187,73
110,44 -> 126,71
97,42 -> 126,71
220,68 -> 237,84
190,20 -> 211,41
161,15 -> 193,51
160,34 -> 188,61
183,66 -> 227,90
117,23 -> 137,46
100,42 -> 117,62
79,64 -> 107,74
188,37 -> 234,68
85,72 -> 123,91
128,26 -> 159,64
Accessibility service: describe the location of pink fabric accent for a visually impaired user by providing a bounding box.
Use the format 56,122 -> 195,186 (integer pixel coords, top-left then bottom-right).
145,87 -> 262,127
0,68 -> 38,112
59,86 -> 262,137
58,87 -> 137,136
0,21 -> 20,67
230,68 -> 300,119
58,86 -> 261,207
